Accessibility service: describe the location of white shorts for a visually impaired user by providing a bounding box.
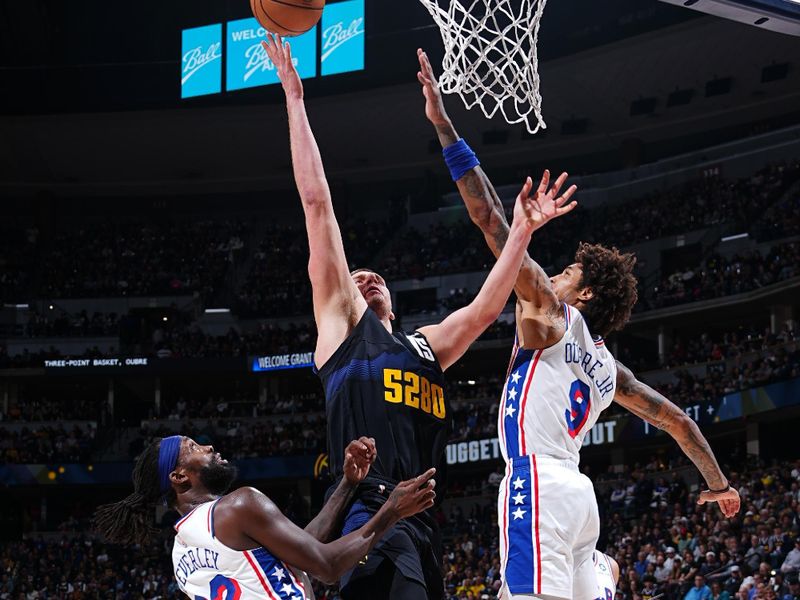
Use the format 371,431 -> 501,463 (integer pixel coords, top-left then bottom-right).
497,455 -> 599,600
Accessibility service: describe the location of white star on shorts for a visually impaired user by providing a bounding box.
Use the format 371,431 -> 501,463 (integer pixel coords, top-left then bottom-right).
281,583 -> 295,595
507,387 -> 518,401
512,492 -> 526,505
513,476 -> 525,490
512,507 -> 527,520
505,404 -> 517,418
272,567 -> 286,581
511,371 -> 521,384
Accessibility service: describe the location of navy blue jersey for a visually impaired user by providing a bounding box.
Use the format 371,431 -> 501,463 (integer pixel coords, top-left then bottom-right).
317,309 -> 451,490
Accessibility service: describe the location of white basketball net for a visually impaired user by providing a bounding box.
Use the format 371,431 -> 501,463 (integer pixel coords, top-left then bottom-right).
417,0 -> 548,134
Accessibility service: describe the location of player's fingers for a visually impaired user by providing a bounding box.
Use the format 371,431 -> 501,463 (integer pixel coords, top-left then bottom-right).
537,169 -> 550,196
518,176 -> 533,200
555,201 -> 578,217
415,468 -> 436,484
420,490 -> 436,505
420,50 -> 433,74
557,185 -> 578,206
284,40 -> 292,61
550,172 -> 568,198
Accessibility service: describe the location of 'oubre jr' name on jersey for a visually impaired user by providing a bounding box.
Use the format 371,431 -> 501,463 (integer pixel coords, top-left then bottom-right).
499,304 -> 617,463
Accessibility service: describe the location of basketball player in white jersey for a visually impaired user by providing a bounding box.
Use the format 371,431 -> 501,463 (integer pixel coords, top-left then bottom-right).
416,49 -> 741,600
95,435 -> 436,599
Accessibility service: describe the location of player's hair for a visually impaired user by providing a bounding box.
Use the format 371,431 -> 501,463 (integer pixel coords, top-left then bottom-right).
93,439 -> 175,545
575,242 -> 638,337
349,267 -> 379,277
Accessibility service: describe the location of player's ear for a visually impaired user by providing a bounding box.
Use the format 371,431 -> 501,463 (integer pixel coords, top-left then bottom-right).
170,465 -> 190,489
389,311 -> 396,321
577,286 -> 593,304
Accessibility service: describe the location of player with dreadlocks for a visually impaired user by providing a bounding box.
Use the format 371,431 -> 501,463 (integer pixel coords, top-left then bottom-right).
95,435 -> 436,599
417,49 -> 741,600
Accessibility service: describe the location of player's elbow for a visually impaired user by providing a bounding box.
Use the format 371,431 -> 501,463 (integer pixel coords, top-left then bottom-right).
669,412 -> 696,439
467,203 -> 493,228
299,191 -> 328,210
471,302 -> 502,330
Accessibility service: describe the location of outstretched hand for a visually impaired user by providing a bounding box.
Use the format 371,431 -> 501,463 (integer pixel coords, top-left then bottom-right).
513,169 -> 578,234
386,468 -> 437,519
697,485 -> 741,519
416,49 -> 450,126
343,437 -> 376,486
261,33 -> 303,99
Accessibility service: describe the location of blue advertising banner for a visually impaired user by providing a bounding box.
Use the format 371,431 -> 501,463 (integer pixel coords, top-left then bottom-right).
320,0 -> 365,76
181,24 -> 223,98
226,17 -> 317,91
251,352 -> 314,372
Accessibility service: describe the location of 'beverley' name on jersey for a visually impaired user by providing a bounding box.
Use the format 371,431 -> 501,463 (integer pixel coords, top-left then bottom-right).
174,546 -> 220,585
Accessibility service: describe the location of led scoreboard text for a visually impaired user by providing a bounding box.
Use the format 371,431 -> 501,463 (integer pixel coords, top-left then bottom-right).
181,0 -> 364,98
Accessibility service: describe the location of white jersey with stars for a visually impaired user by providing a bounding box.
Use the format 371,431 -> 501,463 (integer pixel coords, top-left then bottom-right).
171,500 -> 312,600
498,304 -> 617,464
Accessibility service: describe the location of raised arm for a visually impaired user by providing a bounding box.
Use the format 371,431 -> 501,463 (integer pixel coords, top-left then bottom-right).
263,34 -> 366,367
614,361 -> 741,518
232,468 -> 436,585
417,49 -> 575,315
304,437 -> 376,542
419,175 -> 574,369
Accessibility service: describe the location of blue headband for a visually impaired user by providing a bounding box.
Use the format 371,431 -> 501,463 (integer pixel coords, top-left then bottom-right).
158,435 -> 182,494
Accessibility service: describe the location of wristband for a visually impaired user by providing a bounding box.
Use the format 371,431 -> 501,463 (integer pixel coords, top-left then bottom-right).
708,483 -> 730,494
442,138 -> 480,181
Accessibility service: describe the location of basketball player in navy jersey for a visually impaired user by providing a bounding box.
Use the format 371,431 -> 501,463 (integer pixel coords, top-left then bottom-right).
262,33 -> 574,600
95,435 -> 436,599
417,48 -> 739,600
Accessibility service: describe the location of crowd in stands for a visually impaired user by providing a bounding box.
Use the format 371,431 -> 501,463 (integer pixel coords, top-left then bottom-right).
9,218 -> 248,301
138,414 -> 326,461
234,219 -> 395,318
0,423 -> 96,464
23,309 -> 120,338
156,390 -> 323,421
0,397 -> 102,422
639,241 -> 800,313
152,320 -> 316,359
597,457 -> 800,600
662,324 -> 797,370
0,536 -> 179,599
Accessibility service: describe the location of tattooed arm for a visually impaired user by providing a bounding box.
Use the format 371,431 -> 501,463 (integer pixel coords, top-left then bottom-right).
417,49 -> 576,319
614,361 -> 741,518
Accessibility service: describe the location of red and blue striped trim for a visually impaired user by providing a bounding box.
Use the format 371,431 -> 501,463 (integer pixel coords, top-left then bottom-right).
174,504 -> 202,533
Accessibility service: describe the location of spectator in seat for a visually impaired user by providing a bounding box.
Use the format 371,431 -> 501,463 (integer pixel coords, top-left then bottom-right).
685,574 -> 712,600
710,580 -> 730,600
782,538 -> 800,574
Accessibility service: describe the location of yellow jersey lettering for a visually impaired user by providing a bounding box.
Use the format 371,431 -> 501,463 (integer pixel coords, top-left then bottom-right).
420,377 -> 431,414
431,384 -> 445,419
404,372 -> 420,409
384,369 -> 403,403
382,369 -> 445,419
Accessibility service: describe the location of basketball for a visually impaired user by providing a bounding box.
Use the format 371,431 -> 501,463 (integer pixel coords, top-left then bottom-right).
250,0 -> 325,37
